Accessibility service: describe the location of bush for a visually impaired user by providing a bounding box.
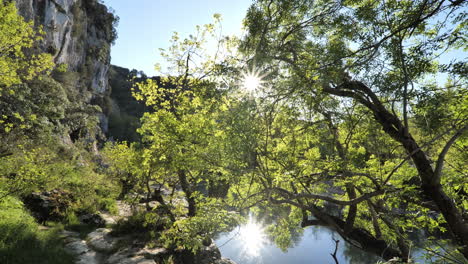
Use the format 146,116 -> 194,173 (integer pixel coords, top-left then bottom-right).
111,209 -> 171,240
0,196 -> 74,264
98,197 -> 118,215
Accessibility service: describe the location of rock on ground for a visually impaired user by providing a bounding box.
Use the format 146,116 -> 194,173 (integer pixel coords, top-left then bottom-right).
62,230 -> 101,264
87,228 -> 120,253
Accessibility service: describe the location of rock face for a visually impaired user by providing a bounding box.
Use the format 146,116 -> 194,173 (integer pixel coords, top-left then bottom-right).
15,0 -> 118,135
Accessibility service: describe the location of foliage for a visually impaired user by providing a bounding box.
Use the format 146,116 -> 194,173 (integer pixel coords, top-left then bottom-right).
0,196 -> 74,264
0,0 -> 53,88
0,140 -> 119,211
160,199 -> 241,253
0,1 -> 120,262
239,0 -> 468,261
101,16 -> 248,253
2,0 -> 467,262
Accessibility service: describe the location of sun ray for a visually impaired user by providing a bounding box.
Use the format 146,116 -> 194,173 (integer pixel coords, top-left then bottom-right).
240,65 -> 267,93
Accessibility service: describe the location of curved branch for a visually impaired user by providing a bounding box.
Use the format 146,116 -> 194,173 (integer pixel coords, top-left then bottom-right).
434,124 -> 468,183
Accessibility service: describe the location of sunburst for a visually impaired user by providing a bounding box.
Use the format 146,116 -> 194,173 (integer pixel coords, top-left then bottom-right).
240,66 -> 268,93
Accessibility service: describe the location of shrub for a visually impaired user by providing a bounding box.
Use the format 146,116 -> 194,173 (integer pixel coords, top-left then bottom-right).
0,196 -> 74,264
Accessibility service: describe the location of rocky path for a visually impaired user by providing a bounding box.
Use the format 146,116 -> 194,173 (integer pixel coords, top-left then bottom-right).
61,201 -> 158,264
62,228 -> 161,264
60,201 -> 236,264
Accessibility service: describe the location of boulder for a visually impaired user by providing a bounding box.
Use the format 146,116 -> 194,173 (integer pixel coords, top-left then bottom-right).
106,247 -> 157,264
80,213 -> 106,227
138,247 -> 170,262
100,212 -> 118,225
195,243 -> 222,264
23,189 -> 73,223
87,228 -> 120,253
171,240 -> 227,264
62,230 -> 101,264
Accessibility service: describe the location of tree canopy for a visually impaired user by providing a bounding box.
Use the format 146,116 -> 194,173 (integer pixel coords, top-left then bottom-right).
1,0 -> 467,263
238,0 -> 467,261
103,2 -> 467,262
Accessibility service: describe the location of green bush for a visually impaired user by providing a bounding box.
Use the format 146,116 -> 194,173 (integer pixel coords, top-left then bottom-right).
111,211 -> 148,236
0,196 -> 74,264
98,197 -> 118,215
63,210 -> 95,239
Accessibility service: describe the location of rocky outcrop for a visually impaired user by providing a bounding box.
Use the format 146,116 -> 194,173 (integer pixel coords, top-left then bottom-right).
88,228 -> 122,253
15,0 -> 118,137
62,230 -> 104,264
23,189 -> 73,224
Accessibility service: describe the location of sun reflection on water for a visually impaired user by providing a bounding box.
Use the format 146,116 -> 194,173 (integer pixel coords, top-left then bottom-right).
238,215 -> 268,257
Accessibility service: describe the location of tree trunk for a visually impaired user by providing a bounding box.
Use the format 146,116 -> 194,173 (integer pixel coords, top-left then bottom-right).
344,184 -> 357,234
303,205 -> 403,260
153,189 -> 176,222
326,80 -> 468,259
178,170 -> 196,217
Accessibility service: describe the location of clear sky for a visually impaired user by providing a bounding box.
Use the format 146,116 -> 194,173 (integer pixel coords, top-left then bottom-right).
102,0 -> 253,76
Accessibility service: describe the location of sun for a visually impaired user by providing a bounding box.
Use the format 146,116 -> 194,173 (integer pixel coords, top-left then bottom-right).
243,74 -> 261,91
241,66 -> 267,93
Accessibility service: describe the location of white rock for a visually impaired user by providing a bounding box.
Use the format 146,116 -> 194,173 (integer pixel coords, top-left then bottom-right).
76,250 -> 100,264
107,248 -> 156,264
139,247 -> 168,257
87,228 -> 119,253
64,238 -> 88,255
100,212 -> 117,225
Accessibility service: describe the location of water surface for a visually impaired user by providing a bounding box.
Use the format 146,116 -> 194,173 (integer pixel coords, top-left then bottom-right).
215,217 -> 381,264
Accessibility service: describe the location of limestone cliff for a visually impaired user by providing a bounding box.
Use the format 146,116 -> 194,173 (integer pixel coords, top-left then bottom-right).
15,0 -> 117,137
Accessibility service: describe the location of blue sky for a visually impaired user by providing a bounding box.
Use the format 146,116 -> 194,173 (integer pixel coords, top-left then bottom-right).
103,0 -> 253,76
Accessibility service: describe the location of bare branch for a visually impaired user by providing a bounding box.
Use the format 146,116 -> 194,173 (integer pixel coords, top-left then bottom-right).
330,239 -> 340,264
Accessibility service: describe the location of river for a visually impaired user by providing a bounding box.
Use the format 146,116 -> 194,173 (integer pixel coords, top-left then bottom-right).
215,216 -> 382,264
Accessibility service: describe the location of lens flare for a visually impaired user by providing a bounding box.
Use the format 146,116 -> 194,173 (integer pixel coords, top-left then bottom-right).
240,66 -> 267,93
243,74 -> 261,91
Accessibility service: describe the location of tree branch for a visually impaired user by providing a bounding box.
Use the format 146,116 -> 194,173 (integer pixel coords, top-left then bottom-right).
270,187 -> 389,206
434,124 -> 468,183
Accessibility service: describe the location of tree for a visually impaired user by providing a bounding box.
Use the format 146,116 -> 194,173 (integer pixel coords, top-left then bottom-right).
0,0 -> 53,88
0,0 -> 55,158
107,17 -> 243,252
241,0 -> 467,261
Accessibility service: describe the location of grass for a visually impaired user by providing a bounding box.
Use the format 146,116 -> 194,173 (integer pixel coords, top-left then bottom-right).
63,211 -> 97,239
0,196 -> 75,264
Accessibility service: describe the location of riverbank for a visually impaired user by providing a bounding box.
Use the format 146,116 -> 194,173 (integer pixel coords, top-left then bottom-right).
61,201 -> 237,264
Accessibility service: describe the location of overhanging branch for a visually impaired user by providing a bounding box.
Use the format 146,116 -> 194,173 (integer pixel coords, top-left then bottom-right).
270,187 -> 390,206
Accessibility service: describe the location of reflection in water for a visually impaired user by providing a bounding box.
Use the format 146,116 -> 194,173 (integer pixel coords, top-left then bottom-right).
216,215 -> 381,264
238,216 -> 268,257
